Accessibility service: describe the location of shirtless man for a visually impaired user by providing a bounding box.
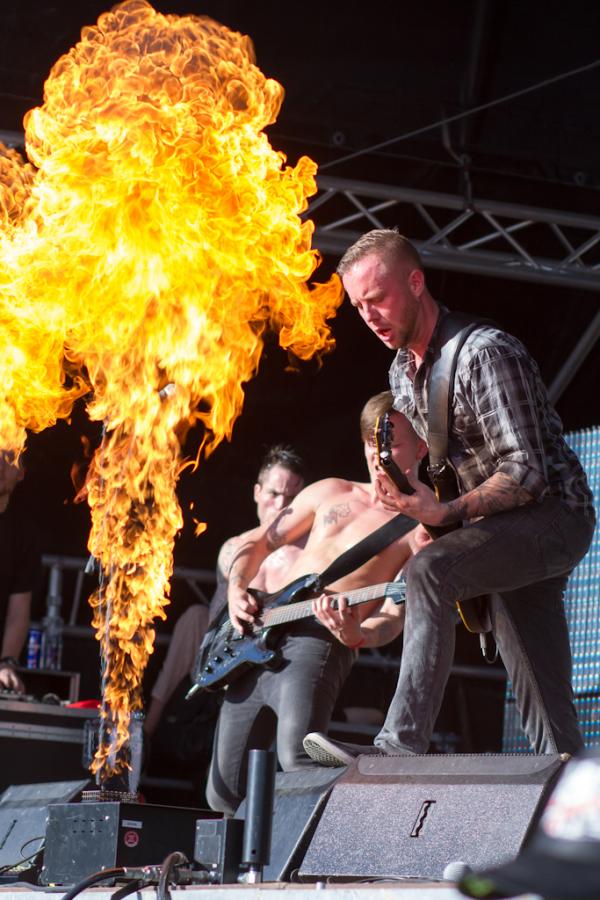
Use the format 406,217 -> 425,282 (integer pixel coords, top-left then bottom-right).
205,392 -> 427,815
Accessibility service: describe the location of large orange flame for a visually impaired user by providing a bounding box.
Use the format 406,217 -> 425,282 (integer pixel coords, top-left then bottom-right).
0,0 -> 342,779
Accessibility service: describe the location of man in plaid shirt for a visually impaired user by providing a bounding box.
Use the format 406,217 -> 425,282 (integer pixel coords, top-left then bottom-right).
304,228 -> 595,766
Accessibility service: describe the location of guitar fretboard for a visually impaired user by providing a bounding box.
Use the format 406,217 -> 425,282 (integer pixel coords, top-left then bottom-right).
257,581 -> 404,631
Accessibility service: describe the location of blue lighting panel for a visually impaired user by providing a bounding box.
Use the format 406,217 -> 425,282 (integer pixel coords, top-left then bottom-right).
503,426 -> 600,752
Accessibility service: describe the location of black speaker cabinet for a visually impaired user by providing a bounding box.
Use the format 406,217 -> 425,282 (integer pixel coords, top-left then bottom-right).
236,767 -> 345,882
299,753 -> 565,881
0,780 -> 89,871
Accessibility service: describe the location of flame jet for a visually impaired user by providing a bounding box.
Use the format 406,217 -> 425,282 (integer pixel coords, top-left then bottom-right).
0,0 -> 343,779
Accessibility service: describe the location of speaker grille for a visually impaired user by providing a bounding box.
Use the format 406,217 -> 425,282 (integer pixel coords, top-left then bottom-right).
299,753 -> 563,881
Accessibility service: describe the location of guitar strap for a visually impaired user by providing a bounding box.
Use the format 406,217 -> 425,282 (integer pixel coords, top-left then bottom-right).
426,310 -> 495,647
310,512 -> 414,594
427,311 -> 481,497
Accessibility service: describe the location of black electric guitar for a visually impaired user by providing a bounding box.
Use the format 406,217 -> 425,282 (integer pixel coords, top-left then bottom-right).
375,413 -> 491,634
189,574 -> 406,693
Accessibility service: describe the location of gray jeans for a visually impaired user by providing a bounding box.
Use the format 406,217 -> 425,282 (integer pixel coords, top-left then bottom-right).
376,497 -> 595,756
206,630 -> 354,814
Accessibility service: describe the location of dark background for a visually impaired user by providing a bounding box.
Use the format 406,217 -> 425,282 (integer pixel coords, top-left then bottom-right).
1,2 -> 598,736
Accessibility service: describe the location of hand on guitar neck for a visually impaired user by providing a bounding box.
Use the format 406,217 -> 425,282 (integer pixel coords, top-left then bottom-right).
374,412 -> 491,636
374,412 -> 447,539
377,445 -> 415,497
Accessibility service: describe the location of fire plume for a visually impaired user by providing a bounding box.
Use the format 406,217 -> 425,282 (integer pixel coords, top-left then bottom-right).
0,0 -> 342,779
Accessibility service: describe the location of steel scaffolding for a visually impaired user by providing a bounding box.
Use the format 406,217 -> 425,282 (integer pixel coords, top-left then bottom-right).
310,175 -> 600,400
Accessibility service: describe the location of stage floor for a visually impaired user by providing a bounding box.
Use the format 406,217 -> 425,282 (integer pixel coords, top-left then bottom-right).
0,884 -> 541,899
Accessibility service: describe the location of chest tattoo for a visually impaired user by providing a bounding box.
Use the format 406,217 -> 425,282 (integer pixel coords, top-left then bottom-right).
323,502 -> 351,526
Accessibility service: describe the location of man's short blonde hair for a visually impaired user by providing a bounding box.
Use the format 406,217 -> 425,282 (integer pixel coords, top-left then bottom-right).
337,229 -> 423,279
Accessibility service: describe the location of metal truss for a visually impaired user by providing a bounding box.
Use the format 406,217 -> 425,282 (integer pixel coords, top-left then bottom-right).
310,175 -> 600,291
309,175 -> 600,401
42,554 -> 215,634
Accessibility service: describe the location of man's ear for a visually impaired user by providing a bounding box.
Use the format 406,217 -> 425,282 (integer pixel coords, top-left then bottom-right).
416,438 -> 428,461
253,482 -> 261,503
409,268 -> 425,298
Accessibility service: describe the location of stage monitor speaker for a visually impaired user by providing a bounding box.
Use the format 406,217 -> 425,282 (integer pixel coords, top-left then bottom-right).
236,766 -> 344,882
299,753 -> 565,882
0,780 -> 90,872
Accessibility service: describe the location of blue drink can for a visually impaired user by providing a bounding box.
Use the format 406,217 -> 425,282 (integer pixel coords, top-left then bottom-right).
26,626 -> 42,669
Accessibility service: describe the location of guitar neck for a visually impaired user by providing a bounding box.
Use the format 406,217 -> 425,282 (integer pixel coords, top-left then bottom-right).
260,582 -> 399,630
381,456 -> 415,496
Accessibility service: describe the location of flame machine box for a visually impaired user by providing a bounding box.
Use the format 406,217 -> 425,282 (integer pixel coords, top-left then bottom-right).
41,800 -> 220,885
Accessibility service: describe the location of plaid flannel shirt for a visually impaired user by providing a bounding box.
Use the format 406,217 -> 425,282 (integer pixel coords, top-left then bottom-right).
389,307 -> 595,521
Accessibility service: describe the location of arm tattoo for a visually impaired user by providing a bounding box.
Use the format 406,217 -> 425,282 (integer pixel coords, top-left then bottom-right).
323,502 -> 351,526
227,539 -> 257,585
266,506 -> 294,552
438,472 -> 533,525
219,539 -> 239,578
266,520 -> 285,552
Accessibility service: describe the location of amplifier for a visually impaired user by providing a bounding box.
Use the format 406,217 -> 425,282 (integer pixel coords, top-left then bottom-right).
41,801 -> 220,885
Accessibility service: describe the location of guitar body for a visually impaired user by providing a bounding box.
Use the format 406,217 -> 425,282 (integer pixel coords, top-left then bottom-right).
193,574 -> 322,692
190,574 -> 406,693
456,593 -> 492,634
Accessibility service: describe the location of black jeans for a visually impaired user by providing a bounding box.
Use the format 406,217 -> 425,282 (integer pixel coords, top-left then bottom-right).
206,631 -> 354,814
375,498 -> 595,756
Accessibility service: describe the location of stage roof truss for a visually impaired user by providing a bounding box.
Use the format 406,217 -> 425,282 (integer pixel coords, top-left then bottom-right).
309,175 -> 599,402
310,175 -> 600,292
